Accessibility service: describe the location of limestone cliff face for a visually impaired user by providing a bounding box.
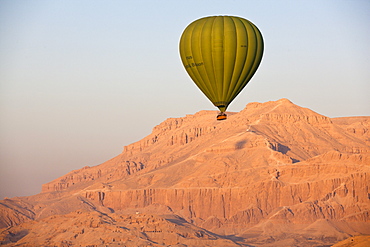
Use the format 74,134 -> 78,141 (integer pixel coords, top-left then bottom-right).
1,99 -> 369,246
41,99 -> 369,194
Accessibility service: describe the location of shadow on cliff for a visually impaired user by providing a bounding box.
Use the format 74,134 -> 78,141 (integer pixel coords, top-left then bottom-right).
165,215 -> 187,226
270,142 -> 300,163
4,229 -> 29,244
235,140 -> 247,150
166,215 -> 254,246
223,234 -> 255,246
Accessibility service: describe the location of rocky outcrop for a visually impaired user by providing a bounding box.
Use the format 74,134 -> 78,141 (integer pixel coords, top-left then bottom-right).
0,199 -> 35,228
0,211 -> 240,246
42,160 -> 146,192
1,99 -> 369,246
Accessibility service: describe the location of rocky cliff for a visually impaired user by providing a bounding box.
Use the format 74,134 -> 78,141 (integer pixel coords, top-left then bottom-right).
1,99 -> 369,246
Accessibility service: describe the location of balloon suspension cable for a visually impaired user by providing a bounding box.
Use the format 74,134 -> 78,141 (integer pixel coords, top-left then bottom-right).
217,112 -> 227,121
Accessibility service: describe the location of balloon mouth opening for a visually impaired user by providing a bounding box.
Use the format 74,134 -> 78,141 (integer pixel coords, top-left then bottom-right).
216,104 -> 227,113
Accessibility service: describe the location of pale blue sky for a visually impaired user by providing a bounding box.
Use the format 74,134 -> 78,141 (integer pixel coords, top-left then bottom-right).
1,0 -> 369,198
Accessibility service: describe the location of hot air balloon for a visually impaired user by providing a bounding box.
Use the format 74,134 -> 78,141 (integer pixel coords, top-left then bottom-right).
179,16 -> 264,120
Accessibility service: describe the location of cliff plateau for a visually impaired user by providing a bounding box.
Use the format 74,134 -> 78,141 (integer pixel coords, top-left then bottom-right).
1,98 -> 369,246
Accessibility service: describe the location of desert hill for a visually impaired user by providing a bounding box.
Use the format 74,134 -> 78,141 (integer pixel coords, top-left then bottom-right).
1,98 -> 369,246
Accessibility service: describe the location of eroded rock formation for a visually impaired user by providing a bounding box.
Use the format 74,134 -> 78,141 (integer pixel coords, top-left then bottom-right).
1,99 -> 369,246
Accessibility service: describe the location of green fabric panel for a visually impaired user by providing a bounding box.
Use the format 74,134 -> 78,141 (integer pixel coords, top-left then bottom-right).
230,19 -> 264,102
225,17 -> 248,102
200,17 -> 217,101
222,17 -> 237,101
179,16 -> 264,113
228,18 -> 259,101
211,16 -> 224,102
180,20 -> 215,102
190,19 -> 215,100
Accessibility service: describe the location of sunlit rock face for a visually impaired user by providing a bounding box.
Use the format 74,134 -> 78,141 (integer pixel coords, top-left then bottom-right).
1,99 -> 369,246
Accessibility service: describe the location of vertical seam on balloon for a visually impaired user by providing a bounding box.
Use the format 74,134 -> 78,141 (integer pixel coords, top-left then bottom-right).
189,19 -> 215,101
251,24 -> 264,78
228,20 -> 258,101
225,17 -> 245,104
192,18 -> 211,99
227,18 -> 251,102
224,16 -> 236,103
212,16 -> 224,103
210,17 -> 218,101
243,22 -> 262,88
182,24 -> 201,93
220,16 -> 226,103
180,24 -> 197,89
222,16 -> 237,106
243,20 -> 258,86
221,16 -> 227,103
239,20 -> 263,97
199,17 -> 217,101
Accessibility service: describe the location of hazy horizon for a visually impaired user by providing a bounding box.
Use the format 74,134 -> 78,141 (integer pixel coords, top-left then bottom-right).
1,0 -> 369,199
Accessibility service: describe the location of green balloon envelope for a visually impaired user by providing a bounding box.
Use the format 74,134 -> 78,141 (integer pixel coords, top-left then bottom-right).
179,16 -> 264,113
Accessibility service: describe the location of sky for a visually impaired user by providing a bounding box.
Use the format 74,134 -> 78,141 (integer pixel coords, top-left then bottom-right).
0,0 -> 369,199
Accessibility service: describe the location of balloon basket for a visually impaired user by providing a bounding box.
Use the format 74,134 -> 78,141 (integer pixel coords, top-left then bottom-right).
217,113 -> 227,121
